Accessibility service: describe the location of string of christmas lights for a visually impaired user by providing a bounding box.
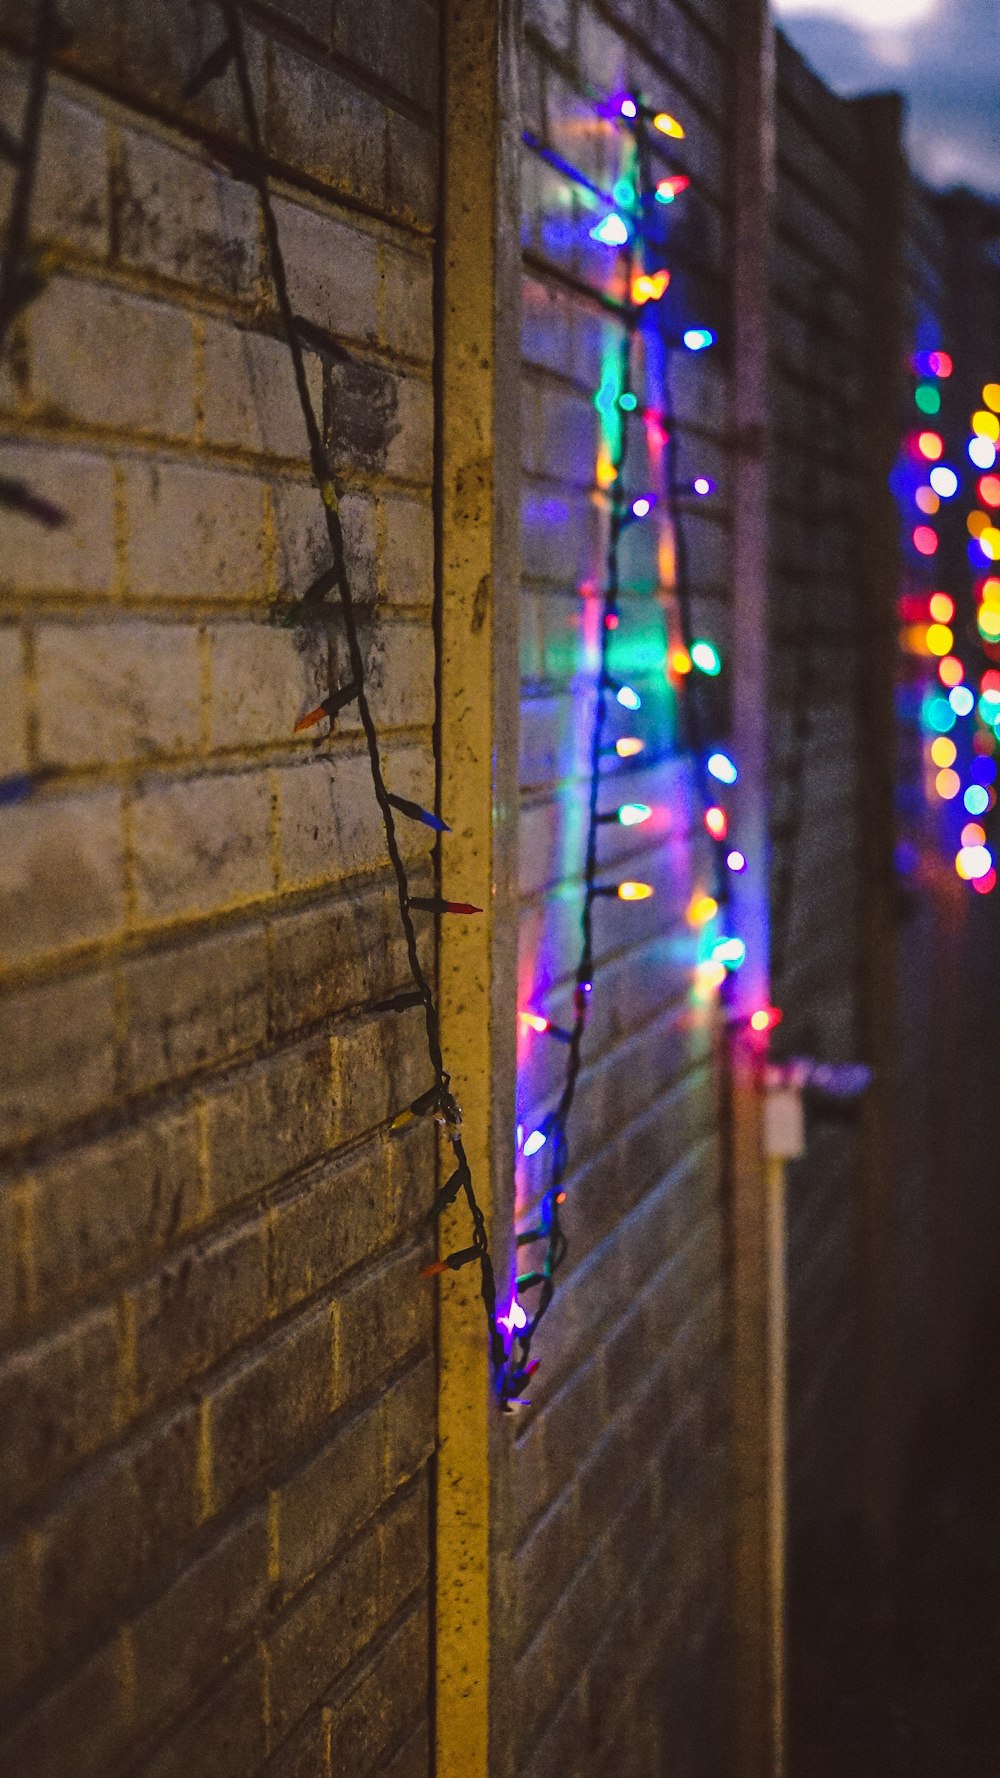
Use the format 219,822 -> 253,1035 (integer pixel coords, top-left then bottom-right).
505,94 -> 766,1405
0,1 -> 69,816
897,351 -> 1000,896
957,376 -> 1000,888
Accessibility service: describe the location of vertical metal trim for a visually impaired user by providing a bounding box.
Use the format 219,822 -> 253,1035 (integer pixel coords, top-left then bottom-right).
436,3 -> 522,1775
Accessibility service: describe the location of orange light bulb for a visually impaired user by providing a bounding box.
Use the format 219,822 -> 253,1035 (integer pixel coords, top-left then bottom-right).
935,768 -> 961,801
938,656 -> 964,687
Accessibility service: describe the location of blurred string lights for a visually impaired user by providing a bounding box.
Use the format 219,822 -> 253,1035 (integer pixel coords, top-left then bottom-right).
897,351 -> 1000,895
506,92 -> 774,1409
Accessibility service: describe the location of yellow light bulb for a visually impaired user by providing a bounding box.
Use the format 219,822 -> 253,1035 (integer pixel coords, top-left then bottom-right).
980,527 -> 1000,562
925,623 -> 954,656
972,410 -> 1000,441
686,892 -> 718,927
652,111 -> 685,139
596,447 -> 617,489
983,384 -> 1000,415
670,646 -> 692,675
929,592 -> 954,622
631,269 -> 670,305
618,880 -> 654,901
616,736 -> 644,758
930,737 -> 956,767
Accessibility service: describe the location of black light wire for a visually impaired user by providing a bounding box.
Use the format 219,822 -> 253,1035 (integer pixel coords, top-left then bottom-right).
0,0 -> 56,355
206,1 -> 507,1390
0,0 -> 70,536
0,0 -> 67,818
504,125 -> 645,1399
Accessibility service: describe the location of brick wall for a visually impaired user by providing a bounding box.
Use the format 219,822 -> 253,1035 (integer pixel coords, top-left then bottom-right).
769,37 -> 870,1543
5,7 -> 994,1778
507,4 -> 737,1774
0,5 -> 439,1774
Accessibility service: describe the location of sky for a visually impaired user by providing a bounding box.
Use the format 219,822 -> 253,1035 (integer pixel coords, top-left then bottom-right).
771,0 -> 1000,200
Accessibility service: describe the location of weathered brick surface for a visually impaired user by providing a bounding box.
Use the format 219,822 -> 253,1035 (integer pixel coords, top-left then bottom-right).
0,1305 -> 121,1520
0,787 -> 125,964
116,128 -> 261,297
124,458 -> 269,602
0,970 -> 118,1148
34,620 -> 203,767
131,767 -> 274,920
29,279 -> 195,438
199,321 -> 321,461
770,44 -> 874,1574
25,1107 -> 202,1316
0,11 -> 439,1769
0,442 -> 116,594
120,920 -> 269,1092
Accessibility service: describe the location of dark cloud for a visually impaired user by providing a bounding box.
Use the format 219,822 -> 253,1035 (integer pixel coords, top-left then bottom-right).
774,0 -> 1000,197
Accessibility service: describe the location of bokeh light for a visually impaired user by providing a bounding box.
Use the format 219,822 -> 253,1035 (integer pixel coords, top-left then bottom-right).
935,768 -> 961,800
930,466 -> 958,498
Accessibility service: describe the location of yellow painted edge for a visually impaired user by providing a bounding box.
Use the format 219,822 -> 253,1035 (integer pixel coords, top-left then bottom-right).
435,3 -> 522,1776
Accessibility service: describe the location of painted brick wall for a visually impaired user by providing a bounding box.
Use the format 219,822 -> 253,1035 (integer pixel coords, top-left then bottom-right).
0,5 -> 438,1775
509,5 -> 737,1774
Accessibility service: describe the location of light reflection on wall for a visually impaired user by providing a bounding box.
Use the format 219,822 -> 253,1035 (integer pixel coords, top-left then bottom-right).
509,85 -> 753,1399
